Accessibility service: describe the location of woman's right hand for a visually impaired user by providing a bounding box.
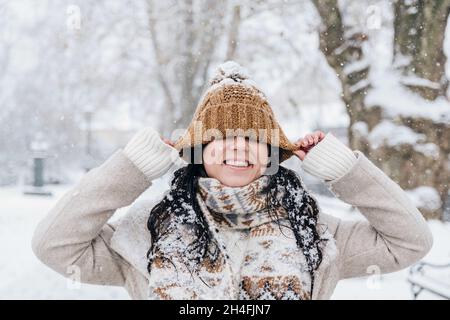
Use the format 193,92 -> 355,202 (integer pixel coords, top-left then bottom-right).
123,127 -> 184,181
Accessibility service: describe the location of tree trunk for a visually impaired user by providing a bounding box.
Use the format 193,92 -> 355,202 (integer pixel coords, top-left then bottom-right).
226,5 -> 241,60
146,0 -> 225,135
312,0 -> 372,154
177,0 -> 197,130
390,0 -> 450,218
394,0 -> 450,100
312,0 -> 450,219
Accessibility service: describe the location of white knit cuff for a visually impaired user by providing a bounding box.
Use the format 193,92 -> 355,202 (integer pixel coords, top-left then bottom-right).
300,132 -> 357,182
123,127 -> 185,181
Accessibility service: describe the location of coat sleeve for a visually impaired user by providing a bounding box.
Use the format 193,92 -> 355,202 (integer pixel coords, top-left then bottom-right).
324,150 -> 433,279
31,149 -> 153,286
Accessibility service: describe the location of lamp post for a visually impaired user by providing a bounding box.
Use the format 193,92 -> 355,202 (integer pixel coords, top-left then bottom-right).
24,135 -> 52,196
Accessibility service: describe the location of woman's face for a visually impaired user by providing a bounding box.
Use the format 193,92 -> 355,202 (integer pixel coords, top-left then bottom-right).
202,136 -> 269,187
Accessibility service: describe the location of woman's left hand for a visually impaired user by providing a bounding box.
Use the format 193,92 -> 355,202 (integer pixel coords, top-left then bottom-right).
293,131 -> 326,161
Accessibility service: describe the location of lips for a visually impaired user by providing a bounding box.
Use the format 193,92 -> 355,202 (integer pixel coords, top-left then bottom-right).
223,159 -> 253,169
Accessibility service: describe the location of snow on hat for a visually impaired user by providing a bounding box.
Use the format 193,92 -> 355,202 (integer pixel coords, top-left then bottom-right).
174,61 -> 297,163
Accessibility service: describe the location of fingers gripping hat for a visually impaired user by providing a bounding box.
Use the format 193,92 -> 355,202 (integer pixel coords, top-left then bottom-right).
173,61 -> 297,163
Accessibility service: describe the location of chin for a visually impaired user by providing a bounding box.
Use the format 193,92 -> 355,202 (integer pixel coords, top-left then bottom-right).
217,173 -> 257,187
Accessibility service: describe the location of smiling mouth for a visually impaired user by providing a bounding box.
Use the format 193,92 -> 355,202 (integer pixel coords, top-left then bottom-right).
223,159 -> 253,169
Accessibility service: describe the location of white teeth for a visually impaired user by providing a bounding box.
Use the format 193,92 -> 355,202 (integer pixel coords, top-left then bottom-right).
225,160 -> 249,167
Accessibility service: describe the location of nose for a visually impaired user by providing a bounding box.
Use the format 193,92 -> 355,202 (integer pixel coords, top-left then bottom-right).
232,136 -> 248,150
225,136 -> 248,158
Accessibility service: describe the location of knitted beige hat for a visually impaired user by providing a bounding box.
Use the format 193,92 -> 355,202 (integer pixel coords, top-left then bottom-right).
174,61 -> 297,163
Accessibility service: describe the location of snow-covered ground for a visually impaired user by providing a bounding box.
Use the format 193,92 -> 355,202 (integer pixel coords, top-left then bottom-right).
1,181 -> 449,300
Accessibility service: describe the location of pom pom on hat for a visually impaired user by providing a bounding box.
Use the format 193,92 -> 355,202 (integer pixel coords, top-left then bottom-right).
209,61 -> 250,85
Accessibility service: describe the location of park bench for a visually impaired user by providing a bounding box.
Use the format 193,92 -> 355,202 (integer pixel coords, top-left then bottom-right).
407,261 -> 450,299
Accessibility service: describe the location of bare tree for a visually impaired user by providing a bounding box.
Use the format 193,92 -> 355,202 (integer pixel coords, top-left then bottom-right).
226,4 -> 241,60
146,0 -> 226,135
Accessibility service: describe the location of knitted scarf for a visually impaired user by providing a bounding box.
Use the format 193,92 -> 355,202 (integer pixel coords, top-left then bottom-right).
197,175 -> 285,229
147,168 -> 324,300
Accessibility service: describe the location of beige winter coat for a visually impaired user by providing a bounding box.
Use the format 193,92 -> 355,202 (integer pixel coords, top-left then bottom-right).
32,143 -> 433,299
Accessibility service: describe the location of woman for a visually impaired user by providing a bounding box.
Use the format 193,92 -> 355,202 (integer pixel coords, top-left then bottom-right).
32,61 -> 432,300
